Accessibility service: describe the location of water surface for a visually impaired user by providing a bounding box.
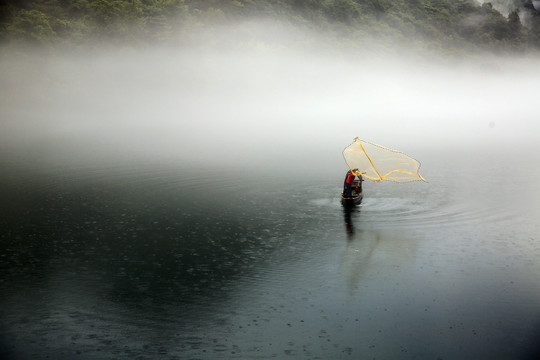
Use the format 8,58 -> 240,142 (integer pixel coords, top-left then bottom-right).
1,47 -> 540,359
1,147 -> 539,360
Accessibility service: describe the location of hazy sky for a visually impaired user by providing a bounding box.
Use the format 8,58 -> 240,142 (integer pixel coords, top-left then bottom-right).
1,24 -> 539,170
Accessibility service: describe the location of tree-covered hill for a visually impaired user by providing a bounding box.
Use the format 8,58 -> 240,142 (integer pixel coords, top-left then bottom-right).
1,0 -> 539,53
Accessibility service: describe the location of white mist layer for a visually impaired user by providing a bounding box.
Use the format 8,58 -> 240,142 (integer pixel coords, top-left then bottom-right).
1,26 -> 539,170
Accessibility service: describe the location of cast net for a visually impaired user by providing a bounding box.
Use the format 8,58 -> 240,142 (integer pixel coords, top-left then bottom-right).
343,138 -> 426,182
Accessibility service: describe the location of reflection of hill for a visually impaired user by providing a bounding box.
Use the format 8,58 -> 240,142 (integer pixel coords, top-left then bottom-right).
0,164 -> 296,316
0,162 -> 328,358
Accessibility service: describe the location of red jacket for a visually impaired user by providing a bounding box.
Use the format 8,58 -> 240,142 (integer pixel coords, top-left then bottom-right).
346,173 -> 356,184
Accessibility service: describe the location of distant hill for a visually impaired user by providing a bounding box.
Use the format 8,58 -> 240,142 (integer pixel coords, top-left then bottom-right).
1,0 -> 539,53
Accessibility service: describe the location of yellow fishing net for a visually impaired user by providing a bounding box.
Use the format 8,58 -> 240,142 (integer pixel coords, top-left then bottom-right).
343,138 -> 426,182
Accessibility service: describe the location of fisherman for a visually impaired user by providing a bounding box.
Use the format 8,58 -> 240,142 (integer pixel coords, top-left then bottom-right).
343,168 -> 361,197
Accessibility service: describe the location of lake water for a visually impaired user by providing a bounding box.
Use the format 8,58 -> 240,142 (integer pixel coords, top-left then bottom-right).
1,47 -> 540,359
1,146 -> 539,360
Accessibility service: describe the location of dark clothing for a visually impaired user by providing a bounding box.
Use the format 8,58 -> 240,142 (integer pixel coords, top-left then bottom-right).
343,171 -> 362,197
356,175 -> 363,193
343,171 -> 355,197
345,183 -> 353,197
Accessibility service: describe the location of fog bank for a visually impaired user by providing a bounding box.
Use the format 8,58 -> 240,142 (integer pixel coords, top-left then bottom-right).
1,28 -> 539,171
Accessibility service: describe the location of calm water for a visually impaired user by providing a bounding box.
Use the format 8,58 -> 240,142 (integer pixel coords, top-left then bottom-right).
1,147 -> 539,360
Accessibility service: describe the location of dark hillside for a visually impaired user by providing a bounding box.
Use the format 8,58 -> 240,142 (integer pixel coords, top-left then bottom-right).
0,0 -> 539,52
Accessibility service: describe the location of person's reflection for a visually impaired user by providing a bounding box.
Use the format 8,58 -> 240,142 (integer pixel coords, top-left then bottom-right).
343,204 -> 358,241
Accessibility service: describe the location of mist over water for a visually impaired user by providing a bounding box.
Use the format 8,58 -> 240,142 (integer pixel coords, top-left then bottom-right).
1,25 -> 539,172
1,23 -> 540,360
